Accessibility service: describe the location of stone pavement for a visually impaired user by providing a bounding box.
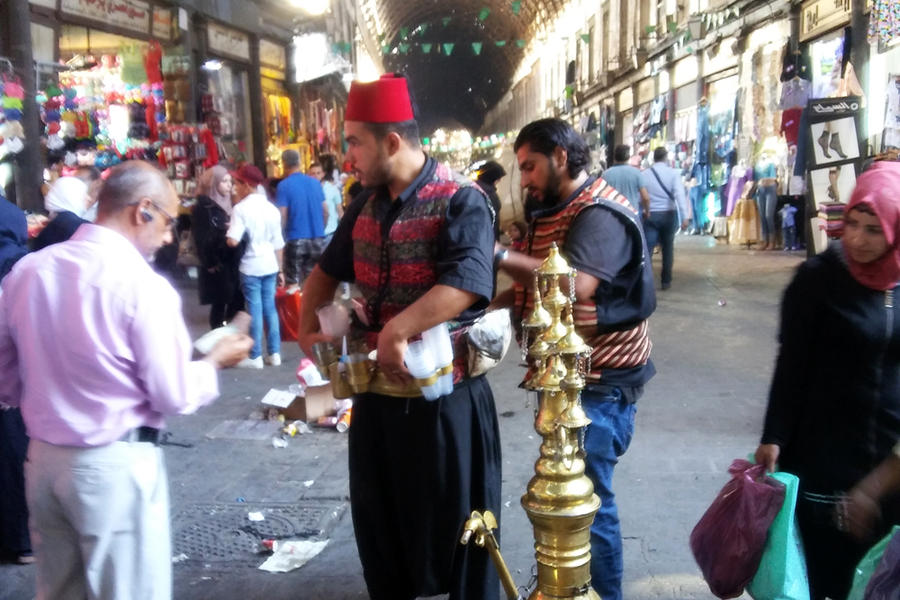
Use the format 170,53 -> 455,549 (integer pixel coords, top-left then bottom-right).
0,236 -> 806,600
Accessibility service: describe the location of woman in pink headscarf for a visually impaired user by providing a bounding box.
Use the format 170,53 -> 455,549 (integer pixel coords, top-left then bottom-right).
754,161 -> 900,600
192,165 -> 245,329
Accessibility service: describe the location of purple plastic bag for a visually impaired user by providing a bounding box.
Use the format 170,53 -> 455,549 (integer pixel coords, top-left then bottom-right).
690,458 -> 786,599
865,529 -> 900,600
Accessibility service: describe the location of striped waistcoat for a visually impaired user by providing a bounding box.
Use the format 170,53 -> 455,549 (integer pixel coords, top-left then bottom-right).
351,162 -> 475,382
514,177 -> 653,384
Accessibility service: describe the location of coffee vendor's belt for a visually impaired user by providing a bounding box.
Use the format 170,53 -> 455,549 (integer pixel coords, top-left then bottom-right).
328,359 -> 454,399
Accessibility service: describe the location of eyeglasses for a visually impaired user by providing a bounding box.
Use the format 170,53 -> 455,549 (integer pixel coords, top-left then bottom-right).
147,200 -> 177,229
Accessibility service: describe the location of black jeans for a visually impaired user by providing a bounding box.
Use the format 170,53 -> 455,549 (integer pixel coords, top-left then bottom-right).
643,210 -> 678,285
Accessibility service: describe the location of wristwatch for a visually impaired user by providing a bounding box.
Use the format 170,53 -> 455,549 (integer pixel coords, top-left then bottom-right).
494,247 -> 509,268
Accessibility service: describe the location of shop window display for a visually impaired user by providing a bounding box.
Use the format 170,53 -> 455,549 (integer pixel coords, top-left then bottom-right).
201,64 -> 253,164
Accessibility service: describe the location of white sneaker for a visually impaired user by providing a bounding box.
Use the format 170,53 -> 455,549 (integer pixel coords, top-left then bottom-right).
237,356 -> 264,369
265,353 -> 281,366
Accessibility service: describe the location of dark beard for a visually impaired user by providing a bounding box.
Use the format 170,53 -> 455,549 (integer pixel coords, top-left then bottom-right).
524,170 -> 563,219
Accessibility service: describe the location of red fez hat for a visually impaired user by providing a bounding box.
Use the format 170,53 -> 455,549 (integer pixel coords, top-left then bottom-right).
345,73 -> 415,123
231,164 -> 266,187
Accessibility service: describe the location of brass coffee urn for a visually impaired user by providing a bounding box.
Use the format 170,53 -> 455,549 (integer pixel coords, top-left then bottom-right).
461,243 -> 600,600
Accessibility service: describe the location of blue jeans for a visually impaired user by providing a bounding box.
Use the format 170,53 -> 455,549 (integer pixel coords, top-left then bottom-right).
240,273 -> 280,359
582,387 -> 638,600
643,210 -> 678,286
690,186 -> 707,232
756,184 -> 777,240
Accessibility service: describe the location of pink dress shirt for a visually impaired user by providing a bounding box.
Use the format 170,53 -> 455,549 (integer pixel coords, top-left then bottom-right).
0,224 -> 219,447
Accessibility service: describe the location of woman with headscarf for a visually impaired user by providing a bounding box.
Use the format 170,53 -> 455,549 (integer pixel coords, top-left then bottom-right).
0,192 -> 32,564
755,161 -> 900,600
32,176 -> 90,251
192,165 -> 245,329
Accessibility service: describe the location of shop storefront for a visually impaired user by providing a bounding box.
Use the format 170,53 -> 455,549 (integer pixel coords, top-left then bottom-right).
259,38 -> 298,178
867,0 -> 900,154
617,86 -> 634,151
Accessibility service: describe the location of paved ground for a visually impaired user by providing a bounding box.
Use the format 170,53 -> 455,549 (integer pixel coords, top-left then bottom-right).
0,235 -> 806,600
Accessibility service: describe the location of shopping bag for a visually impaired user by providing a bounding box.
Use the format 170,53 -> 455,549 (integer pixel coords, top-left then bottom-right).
746,471 -> 810,600
275,288 -> 302,342
865,527 -> 900,600
847,526 -> 900,600
690,458 -> 786,599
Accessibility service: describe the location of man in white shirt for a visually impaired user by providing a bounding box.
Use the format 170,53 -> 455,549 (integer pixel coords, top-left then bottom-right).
641,147 -> 691,290
227,165 -> 285,368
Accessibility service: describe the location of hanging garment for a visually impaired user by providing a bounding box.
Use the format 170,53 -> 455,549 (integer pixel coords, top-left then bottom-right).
869,0 -> 900,47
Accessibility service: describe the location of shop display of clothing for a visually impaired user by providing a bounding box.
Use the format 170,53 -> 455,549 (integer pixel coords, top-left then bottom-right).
869,0 -> 900,47
728,181 -> 760,245
780,78 -> 811,110
885,76 -> 900,149
780,108 -> 803,145
724,166 -> 753,216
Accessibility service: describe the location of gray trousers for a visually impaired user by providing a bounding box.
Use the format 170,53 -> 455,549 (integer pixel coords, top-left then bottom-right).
26,438 -> 171,600
284,237 -> 328,286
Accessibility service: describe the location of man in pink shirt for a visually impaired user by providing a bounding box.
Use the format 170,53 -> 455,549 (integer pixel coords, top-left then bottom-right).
0,161 -> 251,600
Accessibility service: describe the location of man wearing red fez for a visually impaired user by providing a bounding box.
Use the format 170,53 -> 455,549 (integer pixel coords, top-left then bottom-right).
298,74 -> 501,600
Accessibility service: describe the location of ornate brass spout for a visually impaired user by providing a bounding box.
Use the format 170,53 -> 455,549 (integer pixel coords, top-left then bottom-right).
464,242 -> 600,600
460,510 -> 521,600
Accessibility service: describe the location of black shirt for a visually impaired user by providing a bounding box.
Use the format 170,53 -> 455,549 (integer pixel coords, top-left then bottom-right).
318,157 -> 495,322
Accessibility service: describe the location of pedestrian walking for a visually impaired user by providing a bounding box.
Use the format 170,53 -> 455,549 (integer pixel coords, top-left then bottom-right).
276,149 -> 326,289
494,117 -> 656,600
642,147 -> 691,290
755,161 -> 900,600
193,166 -> 245,329
0,161 -> 252,599
309,158 -> 343,245
602,144 -> 650,216
297,73 -> 501,600
227,164 -> 285,369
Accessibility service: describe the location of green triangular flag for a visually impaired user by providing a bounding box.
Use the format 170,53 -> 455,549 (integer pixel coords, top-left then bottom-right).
381,45 -> 391,54
667,20 -> 677,34
515,39 -> 525,48
443,42 -> 455,55
377,32 -> 386,42
399,43 -> 410,54
400,26 -> 409,39
442,16 -> 452,27
419,23 -> 428,35
580,33 -> 590,43
478,7 -> 490,21
511,0 -> 521,15
565,84 -> 574,97
644,25 -> 655,34
495,40 -> 507,47
422,43 -> 433,53
472,42 -> 483,55
686,45 -> 694,53
685,31 -> 692,42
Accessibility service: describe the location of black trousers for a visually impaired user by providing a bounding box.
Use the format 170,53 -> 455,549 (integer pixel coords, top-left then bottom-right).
0,408 -> 30,556
348,376 -> 502,600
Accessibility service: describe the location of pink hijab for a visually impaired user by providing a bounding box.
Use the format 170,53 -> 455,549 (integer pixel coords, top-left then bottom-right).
198,165 -> 232,215
843,161 -> 900,290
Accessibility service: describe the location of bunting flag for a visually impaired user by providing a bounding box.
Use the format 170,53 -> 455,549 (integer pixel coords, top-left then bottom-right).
381,44 -> 391,54
580,33 -> 590,43
511,0 -> 521,15
667,20 -> 678,34
515,39 -> 525,48
442,16 -> 452,26
418,23 -> 428,35
495,40 -> 507,47
443,43 -> 455,55
478,7 -> 490,21
472,42 -> 483,55
644,25 -> 655,34
377,32 -> 386,42
422,43 -> 433,53
400,26 -> 409,39
399,43 -> 410,54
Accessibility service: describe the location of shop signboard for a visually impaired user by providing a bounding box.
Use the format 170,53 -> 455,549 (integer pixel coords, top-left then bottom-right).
805,96 -> 861,221
259,39 -> 286,80
61,0 -> 151,35
29,0 -> 57,9
799,0 -> 851,42
207,22 -> 250,62
637,78 -> 656,105
152,7 -> 173,41
618,87 -> 633,112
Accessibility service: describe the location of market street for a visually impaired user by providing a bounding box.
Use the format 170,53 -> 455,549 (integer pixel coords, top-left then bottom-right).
0,236 -> 805,600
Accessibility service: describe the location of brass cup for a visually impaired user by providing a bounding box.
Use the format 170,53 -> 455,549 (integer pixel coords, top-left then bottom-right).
310,342 -> 337,378
345,353 -> 372,394
327,362 -> 354,399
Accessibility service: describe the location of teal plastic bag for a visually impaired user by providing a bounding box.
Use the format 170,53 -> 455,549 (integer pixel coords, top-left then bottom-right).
847,525 -> 900,600
747,471 -> 810,600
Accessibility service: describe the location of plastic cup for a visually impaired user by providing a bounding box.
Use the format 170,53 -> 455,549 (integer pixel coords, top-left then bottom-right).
423,323 -> 454,396
404,340 -> 440,401
316,303 -> 350,338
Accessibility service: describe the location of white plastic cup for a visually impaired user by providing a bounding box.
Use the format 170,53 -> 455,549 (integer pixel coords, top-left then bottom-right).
316,303 -> 350,338
423,323 -> 454,396
404,340 -> 440,401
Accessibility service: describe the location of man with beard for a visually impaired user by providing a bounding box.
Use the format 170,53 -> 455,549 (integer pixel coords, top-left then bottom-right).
493,118 -> 656,600
296,74 -> 501,600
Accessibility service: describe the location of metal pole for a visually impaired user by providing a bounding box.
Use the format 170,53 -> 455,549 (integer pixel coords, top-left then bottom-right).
849,0 -> 869,145
4,0 -> 43,212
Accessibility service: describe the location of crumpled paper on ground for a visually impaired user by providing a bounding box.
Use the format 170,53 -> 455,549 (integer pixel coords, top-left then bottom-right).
258,540 -> 329,573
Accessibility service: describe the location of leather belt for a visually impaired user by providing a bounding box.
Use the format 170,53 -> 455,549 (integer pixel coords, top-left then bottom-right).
120,426 -> 161,445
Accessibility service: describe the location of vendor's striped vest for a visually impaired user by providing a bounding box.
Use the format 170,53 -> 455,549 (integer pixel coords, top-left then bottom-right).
352,162 -> 482,383
514,177 -> 652,384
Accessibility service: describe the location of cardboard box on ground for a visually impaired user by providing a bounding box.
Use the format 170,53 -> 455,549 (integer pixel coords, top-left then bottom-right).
261,385 -> 338,422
